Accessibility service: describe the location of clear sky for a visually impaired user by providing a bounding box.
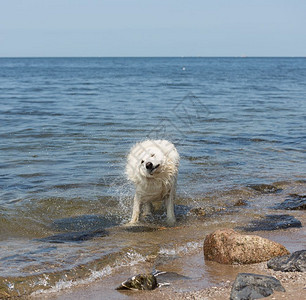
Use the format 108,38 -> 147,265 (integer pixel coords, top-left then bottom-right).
0,0 -> 305,57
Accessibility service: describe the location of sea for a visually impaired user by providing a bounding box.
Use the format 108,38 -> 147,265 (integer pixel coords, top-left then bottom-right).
0,57 -> 305,297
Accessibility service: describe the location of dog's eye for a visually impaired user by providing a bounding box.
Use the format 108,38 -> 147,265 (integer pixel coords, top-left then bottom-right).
150,154 -> 155,157
141,160 -> 144,164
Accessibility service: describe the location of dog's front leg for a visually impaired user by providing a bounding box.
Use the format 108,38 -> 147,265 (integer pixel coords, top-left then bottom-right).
129,193 -> 141,224
165,182 -> 176,226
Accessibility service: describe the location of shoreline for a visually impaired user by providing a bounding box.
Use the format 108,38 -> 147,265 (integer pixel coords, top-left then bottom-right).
33,226 -> 306,300
31,180 -> 306,300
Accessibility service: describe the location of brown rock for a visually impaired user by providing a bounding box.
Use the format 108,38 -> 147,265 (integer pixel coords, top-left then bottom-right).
234,199 -> 247,206
190,207 -> 207,216
203,229 -> 289,264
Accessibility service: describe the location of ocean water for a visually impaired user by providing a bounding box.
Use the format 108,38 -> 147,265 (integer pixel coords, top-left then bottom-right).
0,57 -> 305,296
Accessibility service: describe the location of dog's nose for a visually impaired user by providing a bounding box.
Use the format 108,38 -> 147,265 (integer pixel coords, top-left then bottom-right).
146,162 -> 153,170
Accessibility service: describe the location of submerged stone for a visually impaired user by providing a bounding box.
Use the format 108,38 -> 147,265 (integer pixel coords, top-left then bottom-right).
247,184 -> 281,193
116,273 -> 158,291
230,273 -> 285,300
124,225 -> 159,233
267,250 -> 306,272
51,214 -> 121,232
189,206 -> 226,217
273,194 -> 306,210
37,229 -> 108,243
239,214 -> 302,231
174,204 -> 192,217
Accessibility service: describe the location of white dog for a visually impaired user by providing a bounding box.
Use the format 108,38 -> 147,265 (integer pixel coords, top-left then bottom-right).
126,140 -> 180,226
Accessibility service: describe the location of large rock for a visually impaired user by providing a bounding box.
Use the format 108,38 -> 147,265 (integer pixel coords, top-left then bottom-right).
230,273 -> 285,300
267,250 -> 306,272
204,229 -> 289,264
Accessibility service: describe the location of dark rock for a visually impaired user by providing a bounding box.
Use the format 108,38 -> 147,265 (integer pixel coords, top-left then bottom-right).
234,199 -> 248,207
174,204 -> 192,217
239,214 -> 302,231
37,229 -> 108,243
273,194 -> 306,210
51,214 -> 121,232
230,273 -> 285,300
247,184 -> 281,194
116,271 -> 189,291
116,273 -> 158,291
203,229 -> 289,265
267,250 -> 306,272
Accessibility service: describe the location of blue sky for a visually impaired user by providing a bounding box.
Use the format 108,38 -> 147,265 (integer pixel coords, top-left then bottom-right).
0,0 -> 305,57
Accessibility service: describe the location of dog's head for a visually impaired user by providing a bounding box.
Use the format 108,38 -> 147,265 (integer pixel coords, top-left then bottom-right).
139,146 -> 165,178
126,140 -> 179,183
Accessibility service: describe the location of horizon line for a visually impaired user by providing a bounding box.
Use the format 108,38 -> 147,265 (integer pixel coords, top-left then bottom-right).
0,55 -> 305,59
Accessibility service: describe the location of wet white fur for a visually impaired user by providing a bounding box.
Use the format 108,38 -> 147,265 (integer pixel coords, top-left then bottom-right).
126,140 -> 179,225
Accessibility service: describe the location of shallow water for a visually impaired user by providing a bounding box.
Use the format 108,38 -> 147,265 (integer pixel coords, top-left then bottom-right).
0,57 -> 305,297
